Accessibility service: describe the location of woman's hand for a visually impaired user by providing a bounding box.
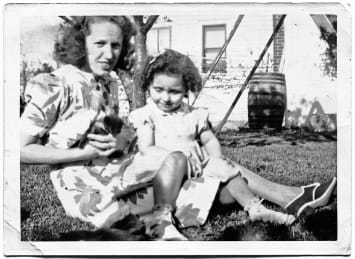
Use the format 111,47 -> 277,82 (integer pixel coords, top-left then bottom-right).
87,133 -> 128,158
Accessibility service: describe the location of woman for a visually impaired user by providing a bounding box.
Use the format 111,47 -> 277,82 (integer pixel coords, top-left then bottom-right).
20,16 -> 188,240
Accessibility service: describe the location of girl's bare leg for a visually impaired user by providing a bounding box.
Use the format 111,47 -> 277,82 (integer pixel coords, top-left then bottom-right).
153,151 -> 187,207
146,151 -> 188,240
218,175 -> 255,207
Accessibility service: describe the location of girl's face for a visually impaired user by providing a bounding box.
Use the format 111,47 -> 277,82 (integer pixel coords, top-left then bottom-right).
85,21 -> 123,76
149,73 -> 186,113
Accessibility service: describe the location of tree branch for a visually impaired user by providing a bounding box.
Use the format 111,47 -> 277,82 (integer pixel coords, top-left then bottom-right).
133,16 -> 144,27
59,16 -> 74,25
142,15 -> 159,34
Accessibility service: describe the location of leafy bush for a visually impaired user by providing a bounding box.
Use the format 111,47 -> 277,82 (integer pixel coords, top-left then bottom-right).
319,15 -> 337,79
20,59 -> 56,116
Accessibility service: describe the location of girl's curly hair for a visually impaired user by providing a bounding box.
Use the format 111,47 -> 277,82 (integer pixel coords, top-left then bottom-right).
53,16 -> 135,71
141,49 -> 202,94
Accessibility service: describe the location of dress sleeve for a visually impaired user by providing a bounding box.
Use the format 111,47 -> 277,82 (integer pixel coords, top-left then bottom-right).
195,107 -> 212,138
21,73 -> 65,138
128,106 -> 155,130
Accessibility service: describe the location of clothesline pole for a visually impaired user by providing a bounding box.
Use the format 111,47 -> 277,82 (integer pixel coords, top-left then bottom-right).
214,14 -> 287,136
191,15 -> 244,106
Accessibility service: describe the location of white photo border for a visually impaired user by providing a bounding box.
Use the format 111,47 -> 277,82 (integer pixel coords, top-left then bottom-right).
2,1 -> 352,256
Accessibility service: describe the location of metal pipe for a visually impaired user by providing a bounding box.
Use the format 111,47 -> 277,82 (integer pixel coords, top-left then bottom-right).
192,15 -> 244,106
215,15 -> 287,135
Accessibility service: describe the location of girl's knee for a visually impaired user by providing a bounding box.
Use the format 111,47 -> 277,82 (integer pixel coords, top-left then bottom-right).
166,151 -> 187,169
158,151 -> 187,179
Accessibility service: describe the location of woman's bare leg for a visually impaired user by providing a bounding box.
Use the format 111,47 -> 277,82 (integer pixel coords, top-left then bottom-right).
220,162 -> 336,217
218,176 -> 296,225
237,164 -> 301,208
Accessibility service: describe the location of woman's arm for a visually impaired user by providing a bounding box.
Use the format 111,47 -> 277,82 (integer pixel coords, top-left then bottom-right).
199,130 -> 223,157
20,131 -> 99,164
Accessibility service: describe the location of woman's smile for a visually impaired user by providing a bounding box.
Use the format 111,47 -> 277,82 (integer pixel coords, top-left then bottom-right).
86,21 -> 123,76
98,61 -> 112,70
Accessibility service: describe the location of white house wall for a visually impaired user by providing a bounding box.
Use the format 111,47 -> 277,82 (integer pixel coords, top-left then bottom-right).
283,14 -> 336,128
148,14 -> 336,129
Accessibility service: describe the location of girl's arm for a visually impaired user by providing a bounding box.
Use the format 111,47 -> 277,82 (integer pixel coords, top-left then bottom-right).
20,131 -> 100,164
199,129 -> 223,157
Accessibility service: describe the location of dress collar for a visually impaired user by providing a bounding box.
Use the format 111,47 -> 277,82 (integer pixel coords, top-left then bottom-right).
66,64 -> 118,85
147,98 -> 191,117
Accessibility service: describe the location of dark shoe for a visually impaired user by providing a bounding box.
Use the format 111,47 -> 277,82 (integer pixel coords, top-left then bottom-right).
286,177 -> 336,217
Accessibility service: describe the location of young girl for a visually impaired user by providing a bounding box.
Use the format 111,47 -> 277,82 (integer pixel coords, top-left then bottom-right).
128,49 -> 296,235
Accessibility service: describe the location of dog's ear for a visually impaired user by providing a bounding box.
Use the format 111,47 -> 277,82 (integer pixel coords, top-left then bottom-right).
91,121 -> 109,135
104,115 -> 124,135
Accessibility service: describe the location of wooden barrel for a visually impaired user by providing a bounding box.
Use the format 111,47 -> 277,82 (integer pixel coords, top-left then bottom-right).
248,72 -> 287,129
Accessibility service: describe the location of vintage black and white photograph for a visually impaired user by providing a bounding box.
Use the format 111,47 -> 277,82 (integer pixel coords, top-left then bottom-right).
3,1 -> 352,257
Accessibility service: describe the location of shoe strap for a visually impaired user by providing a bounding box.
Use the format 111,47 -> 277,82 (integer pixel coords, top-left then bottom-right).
244,197 -> 264,212
153,204 -> 173,214
285,182 -> 319,209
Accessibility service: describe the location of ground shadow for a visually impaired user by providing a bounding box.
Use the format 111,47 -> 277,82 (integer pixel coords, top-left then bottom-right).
218,127 -> 336,148
300,192 -> 337,241
221,222 -> 293,241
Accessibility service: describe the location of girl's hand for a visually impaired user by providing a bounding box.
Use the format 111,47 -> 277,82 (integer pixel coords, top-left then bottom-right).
186,151 -> 209,179
188,155 -> 203,179
87,133 -> 128,158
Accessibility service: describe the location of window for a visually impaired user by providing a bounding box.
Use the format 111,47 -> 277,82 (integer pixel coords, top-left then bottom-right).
202,24 -> 227,73
147,27 -> 171,54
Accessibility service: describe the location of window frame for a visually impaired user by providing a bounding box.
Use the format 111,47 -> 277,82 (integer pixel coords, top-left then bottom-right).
150,26 -> 172,53
202,24 -> 227,73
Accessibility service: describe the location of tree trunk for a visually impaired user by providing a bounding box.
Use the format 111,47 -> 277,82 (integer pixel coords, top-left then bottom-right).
130,15 -> 159,110
117,69 -> 134,107
117,15 -> 159,110
132,22 -> 148,109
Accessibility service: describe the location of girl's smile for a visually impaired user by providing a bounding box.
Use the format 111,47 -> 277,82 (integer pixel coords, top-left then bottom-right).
149,73 -> 186,113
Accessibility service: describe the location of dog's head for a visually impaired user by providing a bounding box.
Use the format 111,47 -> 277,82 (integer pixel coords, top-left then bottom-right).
91,115 -> 124,136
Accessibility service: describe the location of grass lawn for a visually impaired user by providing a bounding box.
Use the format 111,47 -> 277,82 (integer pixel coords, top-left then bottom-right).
20,128 -> 337,241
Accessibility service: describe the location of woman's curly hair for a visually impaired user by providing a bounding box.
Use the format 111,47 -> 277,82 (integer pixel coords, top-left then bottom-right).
53,16 -> 135,71
141,49 -> 202,94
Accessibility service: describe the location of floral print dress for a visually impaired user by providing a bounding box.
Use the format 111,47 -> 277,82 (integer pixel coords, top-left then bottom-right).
21,65 -> 157,227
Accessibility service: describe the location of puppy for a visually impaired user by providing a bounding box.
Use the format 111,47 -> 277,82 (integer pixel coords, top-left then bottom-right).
71,114 -> 125,158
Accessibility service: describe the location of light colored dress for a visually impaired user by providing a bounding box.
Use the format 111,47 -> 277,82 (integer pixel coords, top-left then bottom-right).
129,99 -> 242,227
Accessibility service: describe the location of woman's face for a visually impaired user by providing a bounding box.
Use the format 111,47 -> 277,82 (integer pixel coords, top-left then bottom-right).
85,21 -> 123,76
149,73 -> 186,113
